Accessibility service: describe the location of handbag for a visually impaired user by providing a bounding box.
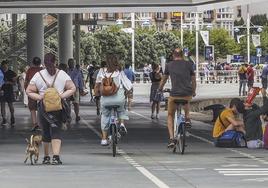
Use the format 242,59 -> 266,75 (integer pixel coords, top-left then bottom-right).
153,91 -> 164,102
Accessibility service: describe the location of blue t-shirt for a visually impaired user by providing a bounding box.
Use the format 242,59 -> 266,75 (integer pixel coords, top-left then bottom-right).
124,68 -> 135,82
0,69 -> 4,87
261,65 -> 268,79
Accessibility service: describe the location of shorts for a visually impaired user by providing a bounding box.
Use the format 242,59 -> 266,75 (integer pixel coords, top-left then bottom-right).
28,97 -> 37,111
72,89 -> 80,104
38,107 -> 63,142
168,96 -> 192,116
247,80 -> 254,88
262,78 -> 267,89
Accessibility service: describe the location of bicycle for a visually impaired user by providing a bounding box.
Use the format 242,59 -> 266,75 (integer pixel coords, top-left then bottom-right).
105,105 -> 121,157
164,89 -> 189,154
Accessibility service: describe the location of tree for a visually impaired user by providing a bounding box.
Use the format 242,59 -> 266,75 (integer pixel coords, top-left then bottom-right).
234,18 -> 245,26
80,33 -> 101,65
153,31 -> 180,59
210,28 -> 240,60
251,14 -> 268,26
135,32 -> 159,68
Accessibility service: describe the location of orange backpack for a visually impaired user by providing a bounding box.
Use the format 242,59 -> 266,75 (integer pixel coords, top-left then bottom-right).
101,72 -> 119,96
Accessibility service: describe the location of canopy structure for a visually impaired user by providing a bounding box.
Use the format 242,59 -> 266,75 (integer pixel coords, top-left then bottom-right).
0,0 -> 267,13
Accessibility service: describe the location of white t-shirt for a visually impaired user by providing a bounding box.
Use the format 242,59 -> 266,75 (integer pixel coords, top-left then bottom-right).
96,70 -> 133,91
30,69 -> 71,96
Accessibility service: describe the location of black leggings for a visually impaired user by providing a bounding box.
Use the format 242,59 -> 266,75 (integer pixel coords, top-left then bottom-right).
38,110 -> 63,142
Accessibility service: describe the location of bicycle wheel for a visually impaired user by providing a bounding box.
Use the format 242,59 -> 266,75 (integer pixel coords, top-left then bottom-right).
177,123 -> 186,154
111,124 -> 117,157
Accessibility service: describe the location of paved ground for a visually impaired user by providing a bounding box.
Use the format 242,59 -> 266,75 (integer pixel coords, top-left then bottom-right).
1,103 -> 268,188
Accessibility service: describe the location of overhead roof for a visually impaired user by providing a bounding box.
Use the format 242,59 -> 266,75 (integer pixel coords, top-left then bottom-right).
0,0 -> 266,13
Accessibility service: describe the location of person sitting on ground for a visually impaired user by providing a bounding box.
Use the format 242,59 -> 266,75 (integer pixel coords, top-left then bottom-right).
95,54 -> 132,146
213,98 -> 246,141
242,95 -> 268,148
24,57 -> 43,131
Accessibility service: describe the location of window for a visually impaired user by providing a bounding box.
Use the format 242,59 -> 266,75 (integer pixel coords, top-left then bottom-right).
139,12 -> 151,19
107,13 -> 115,20
156,12 -> 164,19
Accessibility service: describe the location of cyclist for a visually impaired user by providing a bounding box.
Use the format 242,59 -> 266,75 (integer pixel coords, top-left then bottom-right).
95,54 -> 132,146
159,48 -> 196,148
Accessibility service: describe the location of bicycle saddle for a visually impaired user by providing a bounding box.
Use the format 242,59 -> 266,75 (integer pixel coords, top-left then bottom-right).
173,99 -> 188,105
104,105 -> 120,109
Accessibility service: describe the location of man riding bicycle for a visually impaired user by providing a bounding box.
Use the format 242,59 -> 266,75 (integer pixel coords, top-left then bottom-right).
159,48 -> 196,148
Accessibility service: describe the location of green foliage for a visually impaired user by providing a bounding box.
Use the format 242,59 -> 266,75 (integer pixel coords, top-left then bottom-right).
251,14 -> 268,26
153,31 -> 180,58
80,33 -> 101,65
210,28 -> 240,60
234,18 -> 245,26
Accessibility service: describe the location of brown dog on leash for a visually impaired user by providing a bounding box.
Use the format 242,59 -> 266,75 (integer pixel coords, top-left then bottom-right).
24,135 -> 42,165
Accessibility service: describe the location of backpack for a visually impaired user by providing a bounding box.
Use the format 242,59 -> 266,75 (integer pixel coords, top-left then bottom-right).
101,72 -> 119,96
39,71 -> 62,112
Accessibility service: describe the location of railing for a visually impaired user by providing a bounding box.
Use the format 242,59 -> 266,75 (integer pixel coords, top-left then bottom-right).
133,70 -> 263,84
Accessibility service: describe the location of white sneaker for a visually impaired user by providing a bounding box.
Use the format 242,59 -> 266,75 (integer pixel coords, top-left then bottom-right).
101,139 -> 108,146
156,114 -> 159,119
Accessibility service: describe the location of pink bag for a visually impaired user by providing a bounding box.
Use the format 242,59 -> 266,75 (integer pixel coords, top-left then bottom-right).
264,124 -> 268,149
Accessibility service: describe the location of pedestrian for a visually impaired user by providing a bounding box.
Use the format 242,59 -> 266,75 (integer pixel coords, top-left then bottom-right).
95,54 -> 132,146
238,63 -> 248,96
123,64 -> 135,111
26,53 -> 76,165
67,58 -> 85,123
86,63 -> 95,101
149,63 -> 162,119
24,57 -> 43,131
93,61 -> 106,116
18,66 -> 28,107
247,63 -> 254,92
0,60 -> 17,127
261,63 -> 268,97
143,64 -> 150,83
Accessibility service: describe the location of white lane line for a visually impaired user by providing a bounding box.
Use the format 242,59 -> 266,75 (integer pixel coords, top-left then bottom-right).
131,110 -> 268,166
130,111 -> 152,121
216,168 -> 268,171
80,115 -> 170,188
224,174 -> 268,176
136,167 -> 170,188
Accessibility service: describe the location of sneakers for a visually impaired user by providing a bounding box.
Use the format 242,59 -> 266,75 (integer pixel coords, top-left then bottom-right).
119,124 -> 127,136
101,139 -> 108,146
1,118 -> 7,126
51,155 -> 63,165
167,139 -> 176,148
151,114 -> 155,119
156,114 -> 159,120
10,116 -> 15,126
31,125 -> 41,132
75,116 -> 81,122
42,156 -> 51,165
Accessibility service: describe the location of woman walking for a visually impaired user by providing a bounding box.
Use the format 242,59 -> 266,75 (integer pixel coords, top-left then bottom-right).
149,64 -> 162,119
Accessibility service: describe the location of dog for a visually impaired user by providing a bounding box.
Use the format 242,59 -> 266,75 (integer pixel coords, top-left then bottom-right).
24,134 -> 42,165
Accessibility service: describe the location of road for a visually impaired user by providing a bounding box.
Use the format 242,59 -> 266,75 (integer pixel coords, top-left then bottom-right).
0,103 -> 268,188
